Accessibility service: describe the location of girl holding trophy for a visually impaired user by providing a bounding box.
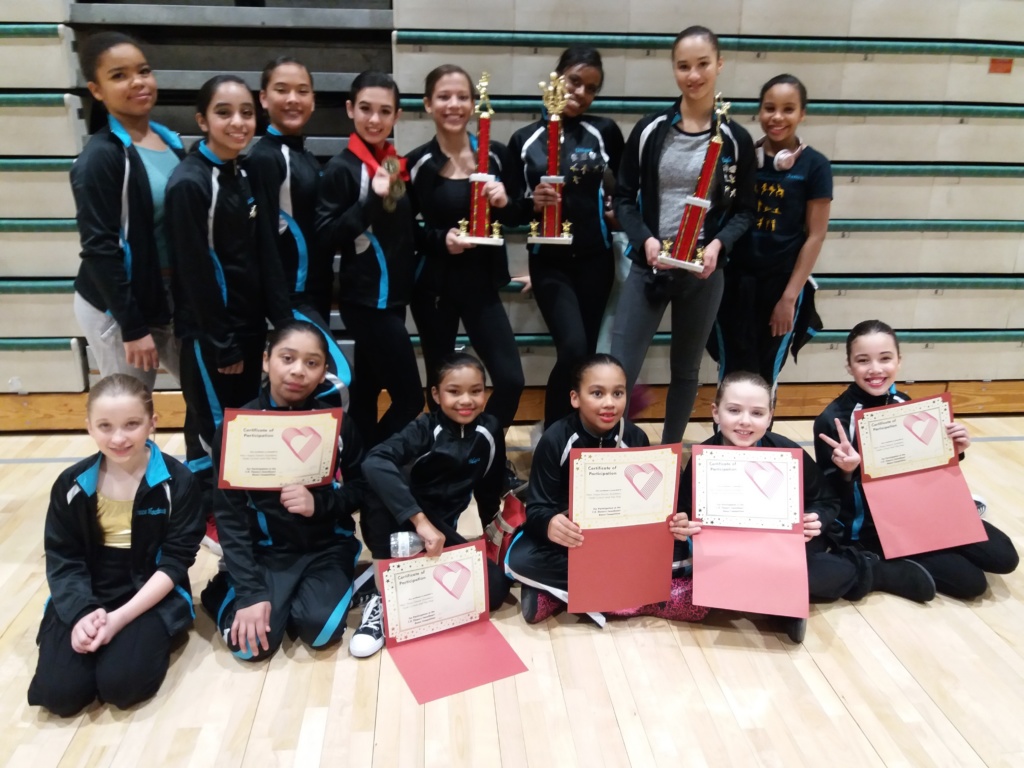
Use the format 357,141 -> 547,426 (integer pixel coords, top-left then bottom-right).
610,26 -> 756,444
406,65 -> 525,430
506,48 -> 625,428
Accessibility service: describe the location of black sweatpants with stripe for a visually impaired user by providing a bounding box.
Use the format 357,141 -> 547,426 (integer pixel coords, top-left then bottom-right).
178,333 -> 266,508
204,538 -> 361,659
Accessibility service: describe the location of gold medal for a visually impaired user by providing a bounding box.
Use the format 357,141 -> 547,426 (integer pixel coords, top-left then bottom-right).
382,156 -> 404,213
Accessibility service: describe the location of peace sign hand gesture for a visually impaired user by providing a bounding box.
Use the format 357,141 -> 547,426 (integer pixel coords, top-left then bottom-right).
818,417 -> 862,476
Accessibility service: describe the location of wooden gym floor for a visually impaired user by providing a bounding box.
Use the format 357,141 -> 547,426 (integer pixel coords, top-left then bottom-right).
2,418 -> 1023,767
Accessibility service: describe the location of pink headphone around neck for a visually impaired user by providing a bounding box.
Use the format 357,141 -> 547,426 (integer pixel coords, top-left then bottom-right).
755,137 -> 806,171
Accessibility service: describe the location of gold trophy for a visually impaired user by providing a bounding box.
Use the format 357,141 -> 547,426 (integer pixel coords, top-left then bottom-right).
528,71 -> 573,245
456,72 -> 505,246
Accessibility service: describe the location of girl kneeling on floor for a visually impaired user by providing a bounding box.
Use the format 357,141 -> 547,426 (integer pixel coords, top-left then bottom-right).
505,353 -> 706,624
201,320 -> 365,659
28,374 -> 204,716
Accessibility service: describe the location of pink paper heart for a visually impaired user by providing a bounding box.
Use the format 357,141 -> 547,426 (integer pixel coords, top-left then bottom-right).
281,426 -> 322,462
433,562 -> 471,599
744,461 -> 783,498
623,463 -> 663,500
903,412 -> 938,445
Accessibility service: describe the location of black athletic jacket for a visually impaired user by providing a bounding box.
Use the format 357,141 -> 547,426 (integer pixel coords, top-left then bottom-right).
523,412 -> 650,544
166,142 -> 291,367
362,410 -> 505,526
813,384 -> 911,545
314,146 -> 418,310
72,115 -> 185,341
406,136 -> 512,293
212,385 -> 365,610
246,128 -> 332,315
43,445 -> 203,634
679,431 -> 841,537
614,101 -> 756,269
505,113 -> 624,256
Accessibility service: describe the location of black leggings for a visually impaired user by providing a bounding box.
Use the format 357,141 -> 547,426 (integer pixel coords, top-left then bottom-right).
340,303 -> 424,446
28,602 -> 172,717
179,333 -> 266,511
907,520 -> 1019,599
529,248 -> 614,427
411,285 -> 525,429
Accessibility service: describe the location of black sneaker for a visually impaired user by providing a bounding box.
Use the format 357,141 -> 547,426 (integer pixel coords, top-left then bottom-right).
871,556 -> 937,603
200,570 -> 230,619
973,494 -> 987,517
350,565 -> 378,609
782,617 -> 807,644
349,594 -> 384,658
519,584 -> 563,624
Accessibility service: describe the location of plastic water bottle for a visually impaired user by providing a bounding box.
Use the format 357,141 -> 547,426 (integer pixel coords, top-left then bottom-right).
390,531 -> 425,558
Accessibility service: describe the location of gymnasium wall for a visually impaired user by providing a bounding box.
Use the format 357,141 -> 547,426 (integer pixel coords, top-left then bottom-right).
1,0 -> 1022,420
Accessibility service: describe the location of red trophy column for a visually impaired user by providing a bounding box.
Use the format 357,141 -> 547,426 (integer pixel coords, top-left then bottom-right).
658,94 -> 731,273
529,72 -> 573,246
459,72 -> 503,246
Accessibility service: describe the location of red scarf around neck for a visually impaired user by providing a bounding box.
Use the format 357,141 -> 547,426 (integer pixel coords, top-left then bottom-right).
348,132 -> 409,180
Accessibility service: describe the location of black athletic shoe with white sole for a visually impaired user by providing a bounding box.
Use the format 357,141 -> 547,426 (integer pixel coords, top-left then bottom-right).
349,594 -> 385,658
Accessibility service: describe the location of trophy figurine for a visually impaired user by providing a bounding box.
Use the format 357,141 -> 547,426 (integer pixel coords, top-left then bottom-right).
657,93 -> 731,273
528,71 -> 573,246
456,72 -> 504,246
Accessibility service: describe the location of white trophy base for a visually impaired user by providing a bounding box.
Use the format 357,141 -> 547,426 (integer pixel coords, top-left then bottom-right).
527,235 -> 574,245
657,254 -> 704,273
456,236 -> 505,246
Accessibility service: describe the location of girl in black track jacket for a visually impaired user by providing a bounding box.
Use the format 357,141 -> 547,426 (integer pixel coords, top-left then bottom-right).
349,353 -> 510,659
814,320 -> 1018,600
200,321 -> 365,659
315,71 -> 423,446
610,26 -> 756,444
71,32 -> 185,386
247,57 -> 352,404
166,75 -> 291,549
406,64 -> 524,430
505,354 -> 705,625
505,47 -> 625,428
27,375 -> 203,717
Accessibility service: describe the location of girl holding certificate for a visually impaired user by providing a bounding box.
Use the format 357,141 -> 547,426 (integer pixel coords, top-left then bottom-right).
505,354 -> 706,624
315,71 -> 423,445
814,320 -> 1018,599
671,371 -> 938,643
715,74 -> 831,392
505,47 -> 625,427
72,33 -> 183,386
246,57 -> 352,404
350,353 -> 510,658
406,65 -> 525,430
27,375 -> 203,716
610,25 -> 756,444
201,321 -> 366,659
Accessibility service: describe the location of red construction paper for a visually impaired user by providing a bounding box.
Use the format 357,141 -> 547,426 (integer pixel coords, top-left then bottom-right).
692,528 -> 809,618
854,394 -> 987,558
378,540 -> 527,704
860,465 -> 987,559
567,523 -> 673,613
386,621 -> 527,704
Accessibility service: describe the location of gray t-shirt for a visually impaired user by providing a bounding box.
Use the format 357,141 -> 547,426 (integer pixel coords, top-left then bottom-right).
657,128 -> 710,242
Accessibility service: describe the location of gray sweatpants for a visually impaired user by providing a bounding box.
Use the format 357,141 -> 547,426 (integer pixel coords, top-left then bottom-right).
74,291 -> 180,388
609,263 -> 724,444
